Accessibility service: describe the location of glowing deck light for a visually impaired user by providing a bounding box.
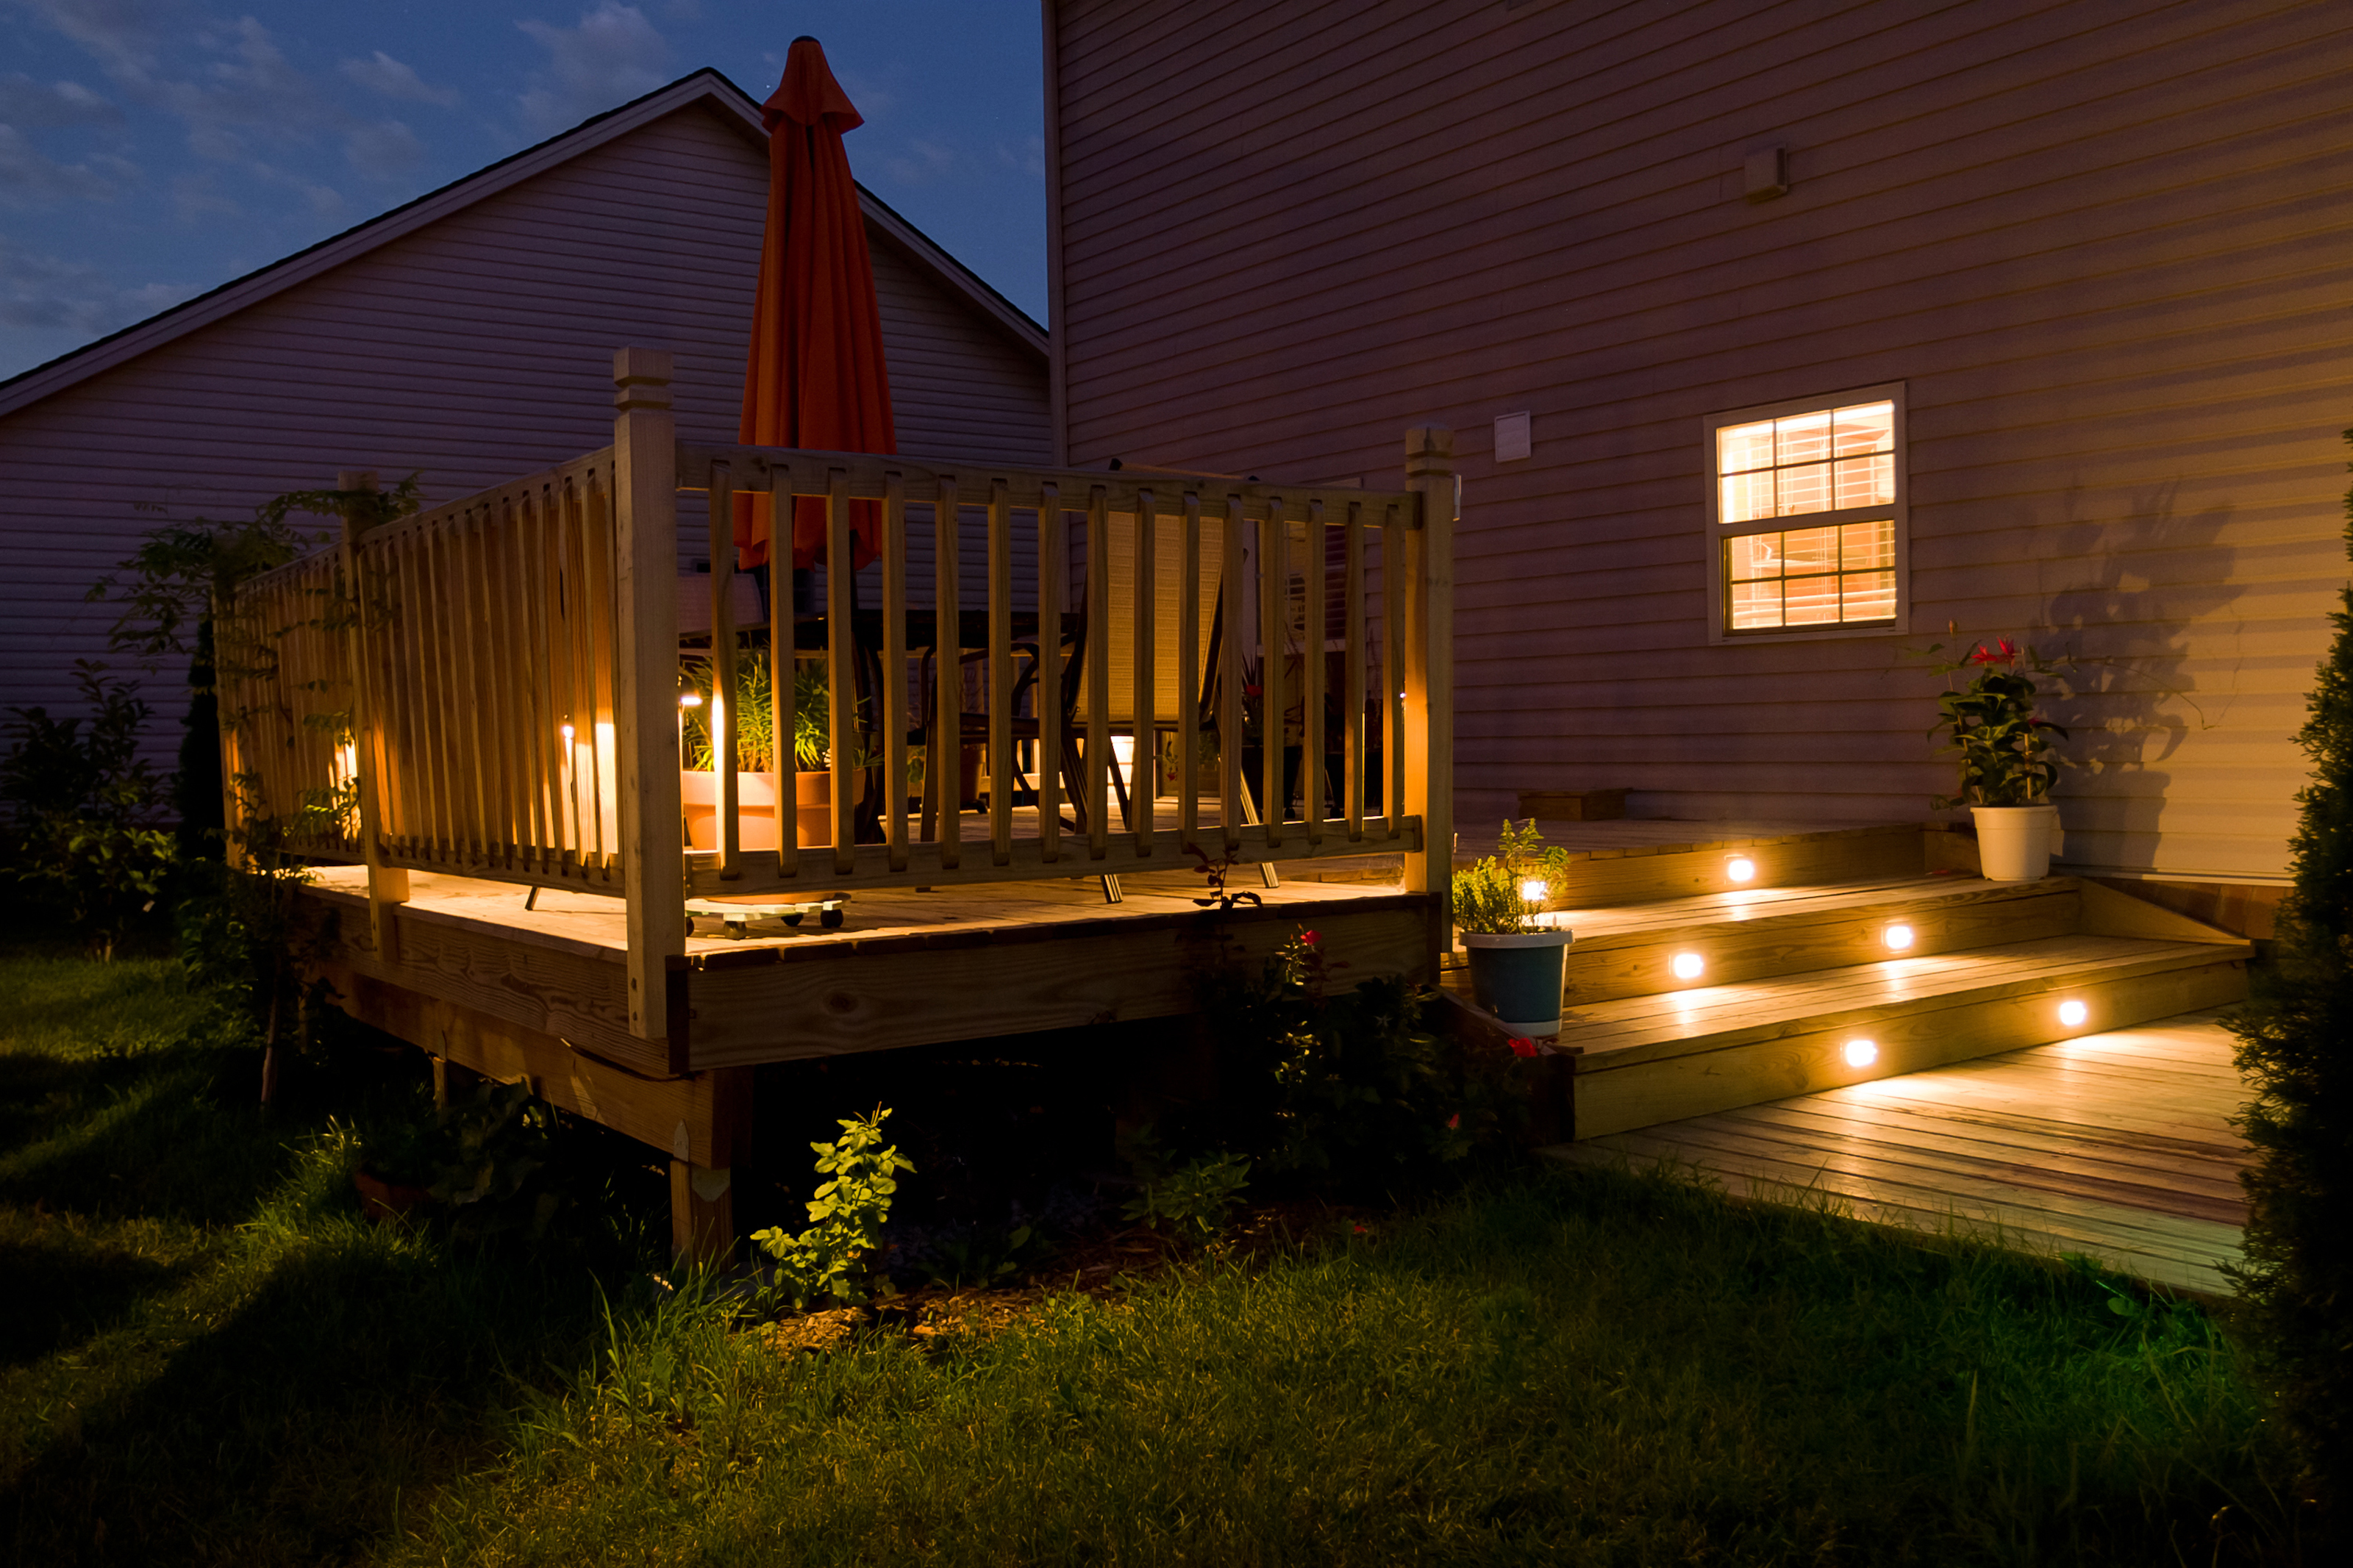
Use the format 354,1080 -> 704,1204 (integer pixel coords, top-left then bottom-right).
1520,878 -> 1549,905
679,691 -> 703,708
1843,1038 -> 1879,1068
1884,923 -> 1915,951
2057,998 -> 2089,1028
1726,856 -> 1757,883
1671,952 -> 1706,982
561,723 -> 576,741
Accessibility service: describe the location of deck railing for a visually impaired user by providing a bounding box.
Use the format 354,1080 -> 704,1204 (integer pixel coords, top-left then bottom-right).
223,348 -> 1454,1045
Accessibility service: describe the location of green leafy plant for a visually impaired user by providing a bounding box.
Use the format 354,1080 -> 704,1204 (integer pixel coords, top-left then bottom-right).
356,1079 -> 564,1242
2225,427 -> 2353,1524
751,1107 -> 915,1313
1913,637 -> 2070,808
684,656 -> 858,773
1121,1148 -> 1252,1244
1,662 -> 179,959
1451,819 -> 1569,935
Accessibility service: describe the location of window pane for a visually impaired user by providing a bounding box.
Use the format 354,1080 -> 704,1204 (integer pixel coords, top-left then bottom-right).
1776,409 -> 1831,465
1720,470 -> 1774,524
1777,461 -> 1831,515
1718,420 -> 1774,474
1834,451 -> 1893,509
1840,518 -> 1893,570
1832,401 -> 1893,457
1727,534 -> 1779,581
1841,570 -> 1896,621
1729,579 -> 1782,631
1785,575 -> 1840,625
1781,526 -> 1837,574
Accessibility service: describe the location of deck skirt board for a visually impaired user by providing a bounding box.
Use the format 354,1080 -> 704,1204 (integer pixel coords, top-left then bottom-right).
1546,1011 -> 2251,1296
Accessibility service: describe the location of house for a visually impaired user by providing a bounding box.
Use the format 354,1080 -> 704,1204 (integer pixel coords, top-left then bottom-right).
1041,0 -> 2352,917
0,68 -> 1050,756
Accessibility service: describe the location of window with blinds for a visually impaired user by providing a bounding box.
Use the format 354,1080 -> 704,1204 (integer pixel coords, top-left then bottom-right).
1704,387 -> 1906,640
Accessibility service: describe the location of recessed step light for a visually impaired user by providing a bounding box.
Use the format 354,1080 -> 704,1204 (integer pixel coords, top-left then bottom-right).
1843,1038 -> 1879,1068
2057,998 -> 2088,1028
1883,923 -> 1915,951
1670,952 -> 1705,981
1725,856 -> 1757,884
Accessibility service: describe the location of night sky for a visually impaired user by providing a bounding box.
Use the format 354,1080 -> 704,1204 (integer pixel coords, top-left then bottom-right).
0,1 -> 1046,381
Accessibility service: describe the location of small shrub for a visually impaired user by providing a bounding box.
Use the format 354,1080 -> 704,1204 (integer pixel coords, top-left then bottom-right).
751,1107 -> 914,1312
2227,426 -> 2353,1528
356,1079 -> 567,1242
0,661 -> 178,959
1121,1149 -> 1252,1244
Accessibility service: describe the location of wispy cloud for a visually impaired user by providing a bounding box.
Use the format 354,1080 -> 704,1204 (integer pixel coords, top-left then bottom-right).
340,51 -> 460,109
0,234 -> 196,334
343,118 -> 425,179
515,2 -> 672,138
0,124 -> 137,206
0,73 -> 124,126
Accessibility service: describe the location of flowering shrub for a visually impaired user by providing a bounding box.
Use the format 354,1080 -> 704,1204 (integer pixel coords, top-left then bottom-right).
1918,638 -> 2069,809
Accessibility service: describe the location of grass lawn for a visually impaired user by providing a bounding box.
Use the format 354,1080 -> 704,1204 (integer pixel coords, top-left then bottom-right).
0,933 -> 2299,1565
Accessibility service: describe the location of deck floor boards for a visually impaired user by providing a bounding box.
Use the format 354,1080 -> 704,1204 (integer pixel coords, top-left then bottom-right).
1546,1009 -> 2252,1295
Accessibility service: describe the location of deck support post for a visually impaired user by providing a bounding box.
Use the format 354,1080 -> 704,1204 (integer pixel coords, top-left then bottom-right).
338,469 -> 410,962
1402,429 -> 1456,962
668,1066 -> 752,1266
613,348 -> 686,1045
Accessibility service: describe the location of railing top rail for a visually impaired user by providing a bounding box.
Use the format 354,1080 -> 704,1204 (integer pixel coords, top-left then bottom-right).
234,540 -> 340,598
676,442 -> 1424,527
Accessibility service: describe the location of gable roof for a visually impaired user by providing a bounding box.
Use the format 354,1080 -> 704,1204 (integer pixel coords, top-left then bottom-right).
0,68 -> 1044,420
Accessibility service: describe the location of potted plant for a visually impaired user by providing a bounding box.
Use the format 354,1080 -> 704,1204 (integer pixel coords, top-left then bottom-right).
682,656 -> 838,850
1452,820 -> 1575,1035
1923,637 -> 2069,881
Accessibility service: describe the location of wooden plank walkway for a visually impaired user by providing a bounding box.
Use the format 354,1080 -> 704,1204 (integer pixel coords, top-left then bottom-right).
1546,1009 -> 2251,1296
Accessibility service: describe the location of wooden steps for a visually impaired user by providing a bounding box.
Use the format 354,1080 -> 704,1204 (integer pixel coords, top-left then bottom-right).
1440,822 -> 2252,1142
1545,1014 -> 2252,1295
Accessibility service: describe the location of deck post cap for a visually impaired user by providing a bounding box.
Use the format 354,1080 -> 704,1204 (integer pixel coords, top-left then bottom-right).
613,346 -> 675,411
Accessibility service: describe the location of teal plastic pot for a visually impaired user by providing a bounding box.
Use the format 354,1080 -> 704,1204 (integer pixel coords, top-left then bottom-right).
1461,928 -> 1575,1035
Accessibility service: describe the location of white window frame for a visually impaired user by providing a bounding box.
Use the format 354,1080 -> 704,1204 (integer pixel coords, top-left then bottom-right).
1703,382 -> 1908,644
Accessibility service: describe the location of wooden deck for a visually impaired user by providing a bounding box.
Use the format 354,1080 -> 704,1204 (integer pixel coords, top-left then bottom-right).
1546,1009 -> 2250,1296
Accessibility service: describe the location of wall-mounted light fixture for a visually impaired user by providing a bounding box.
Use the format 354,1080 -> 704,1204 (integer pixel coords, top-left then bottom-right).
1744,144 -> 1789,203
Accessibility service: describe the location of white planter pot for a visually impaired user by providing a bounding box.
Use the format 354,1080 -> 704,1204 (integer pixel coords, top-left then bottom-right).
1460,928 -> 1576,1035
1971,803 -> 2058,881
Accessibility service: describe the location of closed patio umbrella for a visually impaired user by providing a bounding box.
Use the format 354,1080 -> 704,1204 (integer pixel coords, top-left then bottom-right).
733,35 -> 896,573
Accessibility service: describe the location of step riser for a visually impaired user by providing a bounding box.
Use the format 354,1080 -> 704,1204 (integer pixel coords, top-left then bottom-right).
1561,887 -> 2082,1003
1559,828 -> 1923,907
1570,956 -> 2247,1139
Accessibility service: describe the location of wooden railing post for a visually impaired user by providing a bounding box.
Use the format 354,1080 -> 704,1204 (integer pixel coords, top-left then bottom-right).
338,468 -> 410,961
1402,428 -> 1456,919
612,348 -> 685,1048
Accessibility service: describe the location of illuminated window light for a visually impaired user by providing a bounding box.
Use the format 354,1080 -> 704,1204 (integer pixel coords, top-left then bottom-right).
2057,998 -> 2088,1028
1843,1038 -> 1879,1068
1884,923 -> 1915,951
1670,952 -> 1705,982
1726,856 -> 1757,883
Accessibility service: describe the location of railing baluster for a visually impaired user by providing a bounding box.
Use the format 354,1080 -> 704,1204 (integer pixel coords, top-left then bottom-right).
1344,501 -> 1365,843
1178,491 -> 1200,851
1132,487 -> 1155,853
1086,485 -> 1110,859
1304,497 -> 1326,848
826,467 -> 855,876
1220,495 -> 1245,853
768,475 -> 799,880
581,470 -> 622,873
934,475 -> 960,870
988,477 -> 1013,865
882,470 -> 909,871
1384,503 -> 1407,842
709,462 -> 740,878
1036,483 -> 1063,864
1257,497 -> 1286,846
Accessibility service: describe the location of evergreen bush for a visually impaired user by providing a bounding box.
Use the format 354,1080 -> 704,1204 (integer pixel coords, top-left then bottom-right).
2227,427 -> 2353,1530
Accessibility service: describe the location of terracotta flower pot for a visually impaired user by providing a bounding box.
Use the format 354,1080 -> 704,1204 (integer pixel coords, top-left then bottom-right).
1972,803 -> 2058,881
794,769 -> 832,847
679,769 -> 781,850
1460,928 -> 1576,1036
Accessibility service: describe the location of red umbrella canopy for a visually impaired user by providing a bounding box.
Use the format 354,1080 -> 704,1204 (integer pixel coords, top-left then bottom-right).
733,36 -> 896,573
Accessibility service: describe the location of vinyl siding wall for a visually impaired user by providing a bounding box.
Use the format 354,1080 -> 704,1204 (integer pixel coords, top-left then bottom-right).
1049,0 -> 2353,881
0,101 -> 1049,760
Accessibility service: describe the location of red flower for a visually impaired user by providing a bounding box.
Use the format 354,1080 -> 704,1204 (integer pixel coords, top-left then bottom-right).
1508,1037 -> 1539,1059
1243,684 -> 1263,698
1299,930 -> 1321,945
1967,638 -> 2018,667
1445,1113 -> 1461,1130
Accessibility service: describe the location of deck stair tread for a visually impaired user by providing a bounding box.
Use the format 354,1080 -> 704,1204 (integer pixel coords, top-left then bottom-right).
1552,873 -> 2059,943
1561,934 -> 2247,1068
